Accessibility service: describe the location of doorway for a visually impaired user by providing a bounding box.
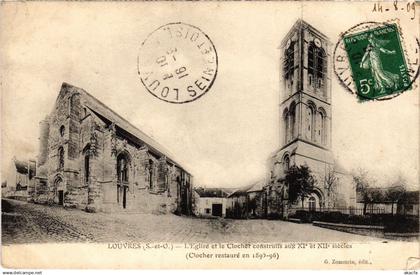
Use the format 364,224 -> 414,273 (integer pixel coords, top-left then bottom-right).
212,203 -> 223,217
58,190 -> 64,206
122,186 -> 127,209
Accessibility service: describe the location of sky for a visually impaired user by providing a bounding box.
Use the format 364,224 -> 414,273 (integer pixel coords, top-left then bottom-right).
1,2 -> 418,189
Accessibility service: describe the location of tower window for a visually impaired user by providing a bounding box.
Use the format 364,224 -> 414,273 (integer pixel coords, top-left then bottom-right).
319,110 -> 327,145
308,41 -> 326,90
283,109 -> 289,144
60,125 -> 65,137
289,103 -> 296,140
306,104 -> 316,142
284,41 -> 295,80
318,78 -> 323,89
58,147 -> 64,170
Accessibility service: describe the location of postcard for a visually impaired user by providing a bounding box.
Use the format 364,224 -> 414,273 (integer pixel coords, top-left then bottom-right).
1,1 -> 419,270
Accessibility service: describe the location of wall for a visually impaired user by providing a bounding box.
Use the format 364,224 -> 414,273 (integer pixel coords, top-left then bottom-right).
193,194 -> 227,218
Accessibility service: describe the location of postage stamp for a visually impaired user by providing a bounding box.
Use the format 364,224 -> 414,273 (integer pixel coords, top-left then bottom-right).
334,21 -> 420,101
137,22 -> 218,104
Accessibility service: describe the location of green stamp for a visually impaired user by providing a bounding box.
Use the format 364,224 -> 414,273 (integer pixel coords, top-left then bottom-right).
343,23 -> 411,100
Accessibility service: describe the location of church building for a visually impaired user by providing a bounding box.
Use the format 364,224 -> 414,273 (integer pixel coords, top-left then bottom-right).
30,83 -> 193,214
266,20 -> 355,218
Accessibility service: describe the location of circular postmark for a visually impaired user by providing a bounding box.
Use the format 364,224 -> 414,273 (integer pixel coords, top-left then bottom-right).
137,22 -> 218,104
333,20 -> 419,101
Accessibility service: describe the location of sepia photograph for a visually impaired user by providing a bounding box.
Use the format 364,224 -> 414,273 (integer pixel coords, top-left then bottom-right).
1,1 -> 419,270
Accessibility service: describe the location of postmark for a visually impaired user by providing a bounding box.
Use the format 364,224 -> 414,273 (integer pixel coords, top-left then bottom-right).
137,22 -> 218,104
334,21 -> 419,101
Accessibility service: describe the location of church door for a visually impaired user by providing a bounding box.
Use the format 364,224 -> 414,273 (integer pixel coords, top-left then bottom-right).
122,186 -> 127,209
58,190 -> 64,205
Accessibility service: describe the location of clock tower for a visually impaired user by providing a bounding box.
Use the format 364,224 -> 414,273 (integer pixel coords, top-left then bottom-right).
266,20 -> 336,218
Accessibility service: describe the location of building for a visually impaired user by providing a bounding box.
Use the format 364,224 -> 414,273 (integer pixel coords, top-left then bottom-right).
356,186 -> 419,216
192,187 -> 232,218
226,180 -> 265,219
266,20 -> 355,218
3,158 -> 36,201
31,82 -> 193,214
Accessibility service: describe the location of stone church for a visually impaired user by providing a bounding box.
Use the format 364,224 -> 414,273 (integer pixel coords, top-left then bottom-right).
30,82 -> 192,214
266,20 -> 355,218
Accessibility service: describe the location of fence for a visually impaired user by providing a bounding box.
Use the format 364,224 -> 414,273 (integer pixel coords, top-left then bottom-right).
289,207 -> 386,215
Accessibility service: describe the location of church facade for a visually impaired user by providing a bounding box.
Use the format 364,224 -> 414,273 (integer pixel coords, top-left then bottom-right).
266,20 -> 356,218
30,83 -> 192,214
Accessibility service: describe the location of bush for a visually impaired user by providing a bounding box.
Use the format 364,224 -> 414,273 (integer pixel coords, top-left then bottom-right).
290,210 -> 322,223
314,211 -> 419,233
1,200 -> 12,213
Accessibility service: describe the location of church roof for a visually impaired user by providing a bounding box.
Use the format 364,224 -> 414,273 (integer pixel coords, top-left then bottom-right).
59,82 -> 191,174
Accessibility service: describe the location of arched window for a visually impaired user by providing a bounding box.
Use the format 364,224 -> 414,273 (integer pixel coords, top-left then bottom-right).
289,103 -> 296,140
283,109 -> 289,144
148,159 -> 154,189
283,155 -> 290,172
284,41 -> 295,80
84,154 -> 90,183
58,147 -> 64,170
306,103 -> 316,141
60,125 -> 65,137
308,42 -> 315,79
316,48 -> 326,80
307,41 -> 326,91
318,109 -> 327,145
117,153 -> 129,183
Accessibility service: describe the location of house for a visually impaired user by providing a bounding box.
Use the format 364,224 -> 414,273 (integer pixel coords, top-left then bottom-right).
192,187 -> 232,218
226,181 -> 265,219
397,191 -> 419,216
30,82 -> 193,214
3,158 -> 36,201
356,186 -> 419,216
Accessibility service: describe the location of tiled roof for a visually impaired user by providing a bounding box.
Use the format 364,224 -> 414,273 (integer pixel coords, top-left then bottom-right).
194,187 -> 232,198
228,180 -> 265,197
14,158 -> 36,175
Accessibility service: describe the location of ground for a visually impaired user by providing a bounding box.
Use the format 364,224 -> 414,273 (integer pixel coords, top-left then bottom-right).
2,199 -> 384,244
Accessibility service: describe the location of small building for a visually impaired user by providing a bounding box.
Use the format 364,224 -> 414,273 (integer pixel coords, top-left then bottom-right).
192,187 -> 231,218
356,187 -> 419,216
226,181 -> 265,219
397,191 -> 419,216
4,158 -> 36,201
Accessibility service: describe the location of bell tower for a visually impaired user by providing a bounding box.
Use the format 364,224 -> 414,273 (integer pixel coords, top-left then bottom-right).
280,19 -> 331,150
267,20 -> 335,217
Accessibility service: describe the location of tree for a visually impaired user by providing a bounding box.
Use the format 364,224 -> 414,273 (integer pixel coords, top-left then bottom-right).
285,165 -> 316,208
324,166 -> 339,208
352,168 -> 376,215
385,174 -> 407,215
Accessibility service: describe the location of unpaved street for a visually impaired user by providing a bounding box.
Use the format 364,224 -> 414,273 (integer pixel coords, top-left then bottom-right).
2,199 -> 382,244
